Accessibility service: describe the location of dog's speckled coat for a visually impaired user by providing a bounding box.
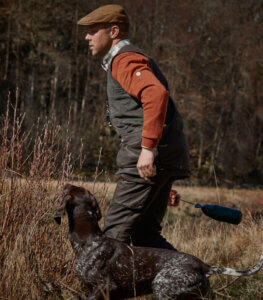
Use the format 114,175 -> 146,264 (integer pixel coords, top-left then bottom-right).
55,184 -> 263,300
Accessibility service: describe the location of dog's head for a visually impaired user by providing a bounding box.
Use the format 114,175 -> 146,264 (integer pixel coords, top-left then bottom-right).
54,184 -> 102,225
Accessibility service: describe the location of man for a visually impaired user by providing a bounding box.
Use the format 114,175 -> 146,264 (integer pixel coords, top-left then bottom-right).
77,4 -> 191,250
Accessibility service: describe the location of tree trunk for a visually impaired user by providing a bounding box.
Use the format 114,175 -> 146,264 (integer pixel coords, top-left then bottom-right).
198,130 -> 204,170
50,65 -> 59,113
4,10 -> 11,81
209,109 -> 224,178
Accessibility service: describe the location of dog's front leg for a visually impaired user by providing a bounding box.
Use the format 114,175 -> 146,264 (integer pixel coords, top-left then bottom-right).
85,287 -> 104,300
87,280 -> 121,300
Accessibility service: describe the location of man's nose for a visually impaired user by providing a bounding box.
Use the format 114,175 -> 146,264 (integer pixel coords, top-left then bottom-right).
85,33 -> 91,41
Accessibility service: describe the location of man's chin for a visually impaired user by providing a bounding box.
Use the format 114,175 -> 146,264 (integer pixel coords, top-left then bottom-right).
91,50 -> 102,57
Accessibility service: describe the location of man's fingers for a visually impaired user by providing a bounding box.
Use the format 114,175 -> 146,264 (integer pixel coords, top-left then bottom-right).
168,190 -> 181,207
137,165 -> 156,182
136,147 -> 156,181
137,168 -> 144,179
138,170 -> 150,183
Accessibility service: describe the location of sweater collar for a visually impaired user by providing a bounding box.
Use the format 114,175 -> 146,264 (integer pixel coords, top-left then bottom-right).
101,39 -> 130,71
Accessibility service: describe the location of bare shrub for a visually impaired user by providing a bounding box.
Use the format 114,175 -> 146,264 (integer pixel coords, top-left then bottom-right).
0,98 -> 79,298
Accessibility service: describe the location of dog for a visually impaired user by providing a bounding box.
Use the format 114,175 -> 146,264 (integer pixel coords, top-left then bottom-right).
55,184 -> 263,299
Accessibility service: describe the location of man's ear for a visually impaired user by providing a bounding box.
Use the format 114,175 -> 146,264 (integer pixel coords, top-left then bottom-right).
54,195 -> 71,225
110,24 -> 120,39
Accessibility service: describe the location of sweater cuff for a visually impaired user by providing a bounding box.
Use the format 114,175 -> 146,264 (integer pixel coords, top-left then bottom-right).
141,137 -> 158,148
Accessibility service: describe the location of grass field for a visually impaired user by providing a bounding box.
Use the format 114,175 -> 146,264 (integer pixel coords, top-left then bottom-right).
1,106 -> 262,299
0,178 -> 262,299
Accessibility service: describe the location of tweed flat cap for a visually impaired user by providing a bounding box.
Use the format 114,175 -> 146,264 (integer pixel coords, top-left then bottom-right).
77,4 -> 129,26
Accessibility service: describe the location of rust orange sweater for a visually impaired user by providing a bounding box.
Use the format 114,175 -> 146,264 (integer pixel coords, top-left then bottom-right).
112,52 -> 169,148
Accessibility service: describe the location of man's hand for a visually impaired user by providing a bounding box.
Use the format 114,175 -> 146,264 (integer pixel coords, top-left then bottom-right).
137,147 -> 156,182
168,190 -> 181,207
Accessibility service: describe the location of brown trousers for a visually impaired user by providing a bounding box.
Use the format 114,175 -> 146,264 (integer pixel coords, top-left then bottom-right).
103,174 -> 176,250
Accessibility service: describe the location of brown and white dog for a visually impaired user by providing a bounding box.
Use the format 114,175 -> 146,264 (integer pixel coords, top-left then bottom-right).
55,184 -> 263,300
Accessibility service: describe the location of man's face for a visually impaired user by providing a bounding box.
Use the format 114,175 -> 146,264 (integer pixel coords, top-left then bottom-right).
85,24 -> 113,57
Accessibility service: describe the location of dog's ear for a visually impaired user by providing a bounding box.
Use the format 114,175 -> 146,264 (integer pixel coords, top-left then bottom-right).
54,195 -> 71,225
95,201 -> 102,221
89,193 -> 102,221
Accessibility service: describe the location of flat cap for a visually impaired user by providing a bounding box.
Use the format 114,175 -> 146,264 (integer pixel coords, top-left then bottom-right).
77,4 -> 129,26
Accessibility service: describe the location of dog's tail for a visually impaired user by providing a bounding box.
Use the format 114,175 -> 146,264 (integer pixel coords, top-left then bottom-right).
206,254 -> 263,277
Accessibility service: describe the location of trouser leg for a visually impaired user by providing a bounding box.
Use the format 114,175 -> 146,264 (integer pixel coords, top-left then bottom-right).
103,176 -> 152,243
103,175 -> 176,250
131,177 -> 176,250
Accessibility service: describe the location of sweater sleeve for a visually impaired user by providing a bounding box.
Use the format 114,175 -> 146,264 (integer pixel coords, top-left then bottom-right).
111,52 -> 169,148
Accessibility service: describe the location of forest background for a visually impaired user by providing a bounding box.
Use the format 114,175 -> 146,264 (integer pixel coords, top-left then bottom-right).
1,0 -> 262,186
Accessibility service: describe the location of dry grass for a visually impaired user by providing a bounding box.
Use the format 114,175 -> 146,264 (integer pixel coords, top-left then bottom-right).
1,101 -> 263,299
164,185 -> 263,299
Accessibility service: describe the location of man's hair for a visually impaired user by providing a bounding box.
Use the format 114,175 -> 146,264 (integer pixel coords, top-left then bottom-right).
117,23 -> 129,36
106,23 -> 129,38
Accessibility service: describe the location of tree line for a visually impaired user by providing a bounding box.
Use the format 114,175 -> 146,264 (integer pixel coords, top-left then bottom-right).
0,0 -> 262,185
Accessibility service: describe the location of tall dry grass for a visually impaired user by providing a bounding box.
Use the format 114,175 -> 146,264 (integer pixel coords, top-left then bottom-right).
164,186 -> 263,299
0,98 -> 79,299
0,100 -> 263,299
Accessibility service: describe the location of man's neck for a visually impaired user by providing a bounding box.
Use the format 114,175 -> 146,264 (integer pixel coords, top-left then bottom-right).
111,38 -> 122,48
101,38 -> 130,71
